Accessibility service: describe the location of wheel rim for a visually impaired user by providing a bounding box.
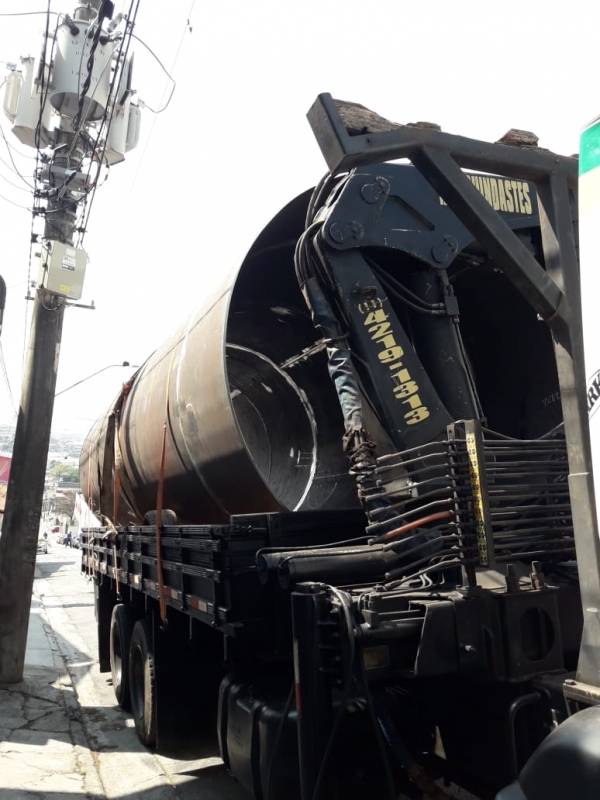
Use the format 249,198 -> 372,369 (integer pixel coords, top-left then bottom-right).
131,644 -> 145,720
112,628 -> 122,684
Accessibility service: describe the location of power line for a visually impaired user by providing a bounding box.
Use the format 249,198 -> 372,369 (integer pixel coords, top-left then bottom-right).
129,1 -> 195,191
79,0 -> 140,241
0,11 -> 59,17
21,0 -> 53,375
0,122 -> 37,161
0,191 -> 30,210
0,169 -> 33,193
132,33 -> 176,114
0,151 -> 34,184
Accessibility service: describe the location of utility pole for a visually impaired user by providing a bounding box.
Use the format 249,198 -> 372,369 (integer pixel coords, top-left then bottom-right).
0,0 -> 141,682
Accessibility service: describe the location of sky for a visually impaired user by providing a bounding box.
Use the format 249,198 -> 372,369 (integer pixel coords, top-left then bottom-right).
0,0 -> 598,438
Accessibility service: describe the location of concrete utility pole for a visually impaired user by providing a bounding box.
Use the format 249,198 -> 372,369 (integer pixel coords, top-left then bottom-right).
0,0 -> 140,682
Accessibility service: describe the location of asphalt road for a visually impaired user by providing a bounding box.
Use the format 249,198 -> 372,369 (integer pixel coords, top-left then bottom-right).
34,542 -> 250,800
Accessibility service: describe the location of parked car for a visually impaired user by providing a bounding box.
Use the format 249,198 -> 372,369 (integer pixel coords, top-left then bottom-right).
36,539 -> 48,555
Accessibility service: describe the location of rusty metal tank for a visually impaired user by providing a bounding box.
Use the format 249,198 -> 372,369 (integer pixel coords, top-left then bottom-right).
80,190 -> 358,525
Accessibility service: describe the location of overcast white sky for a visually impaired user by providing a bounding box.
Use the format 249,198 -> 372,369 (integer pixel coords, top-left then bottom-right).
0,0 -> 598,437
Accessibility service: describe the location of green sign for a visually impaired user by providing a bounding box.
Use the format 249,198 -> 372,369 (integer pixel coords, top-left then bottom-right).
580,118 -> 600,175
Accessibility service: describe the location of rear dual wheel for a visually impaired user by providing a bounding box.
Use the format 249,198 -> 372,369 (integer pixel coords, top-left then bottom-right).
129,618 -> 157,748
109,605 -> 136,710
110,607 -> 157,749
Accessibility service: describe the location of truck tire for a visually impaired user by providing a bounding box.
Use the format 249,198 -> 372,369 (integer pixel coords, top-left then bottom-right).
129,618 -> 157,748
109,604 -> 136,709
142,509 -> 178,526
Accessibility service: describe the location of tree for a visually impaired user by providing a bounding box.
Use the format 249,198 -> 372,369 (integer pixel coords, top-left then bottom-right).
53,490 -> 76,519
48,462 -> 79,484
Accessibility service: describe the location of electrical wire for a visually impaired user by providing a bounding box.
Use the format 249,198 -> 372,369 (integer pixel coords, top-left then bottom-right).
255,534 -> 372,560
368,259 -> 445,315
34,1 -> 55,153
0,169 -> 34,193
310,588 -> 356,800
77,0 -> 139,244
384,558 -> 462,590
306,173 -> 334,227
310,586 -> 396,800
0,191 -> 30,210
128,1 -> 194,190
0,151 -> 34,183
22,212 -> 39,374
131,33 -> 176,113
0,11 -> 59,17
0,128 -> 37,160
72,12 -> 104,133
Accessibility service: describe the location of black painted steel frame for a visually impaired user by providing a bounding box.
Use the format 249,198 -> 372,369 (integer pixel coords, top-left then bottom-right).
306,94 -> 600,692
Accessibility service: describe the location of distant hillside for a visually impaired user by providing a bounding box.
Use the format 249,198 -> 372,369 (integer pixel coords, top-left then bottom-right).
0,422 -> 85,460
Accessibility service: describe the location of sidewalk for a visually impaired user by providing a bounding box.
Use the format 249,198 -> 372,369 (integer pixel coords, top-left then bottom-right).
0,555 -> 246,800
0,583 -> 104,799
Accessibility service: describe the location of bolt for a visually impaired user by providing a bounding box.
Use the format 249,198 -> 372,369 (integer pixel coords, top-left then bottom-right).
349,221 -> 364,240
431,235 -> 459,265
329,223 -> 345,243
361,178 -> 390,204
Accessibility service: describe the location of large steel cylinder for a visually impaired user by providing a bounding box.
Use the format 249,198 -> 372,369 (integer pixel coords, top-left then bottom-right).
80,191 -> 358,525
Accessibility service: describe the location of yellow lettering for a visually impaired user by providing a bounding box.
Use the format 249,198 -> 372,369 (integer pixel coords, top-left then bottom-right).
439,174 -> 533,215
361,293 -> 432,425
481,176 -> 492,206
390,368 -> 411,383
466,431 -> 489,566
379,346 -> 404,363
516,182 -> 525,214
405,407 -> 430,425
522,183 -> 532,214
365,309 -> 387,325
368,321 -> 392,340
498,180 -> 507,212
402,394 -> 424,410
490,179 -> 500,210
504,180 -> 515,213
394,380 -> 419,399
510,181 -> 519,213
379,334 -> 397,350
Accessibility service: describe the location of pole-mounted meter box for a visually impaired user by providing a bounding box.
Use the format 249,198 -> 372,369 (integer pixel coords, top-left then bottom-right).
38,241 -> 87,300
